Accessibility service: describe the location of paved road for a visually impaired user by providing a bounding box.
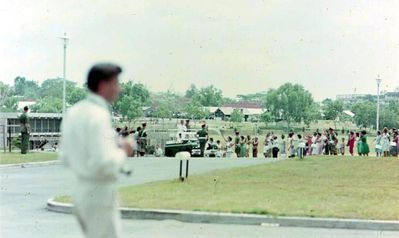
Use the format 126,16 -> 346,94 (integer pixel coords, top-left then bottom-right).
1,157 -> 398,238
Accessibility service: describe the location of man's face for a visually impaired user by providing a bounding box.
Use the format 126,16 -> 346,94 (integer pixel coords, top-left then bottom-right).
98,77 -> 121,103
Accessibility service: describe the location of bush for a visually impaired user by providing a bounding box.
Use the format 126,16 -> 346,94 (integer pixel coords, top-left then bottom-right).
11,136 -> 21,149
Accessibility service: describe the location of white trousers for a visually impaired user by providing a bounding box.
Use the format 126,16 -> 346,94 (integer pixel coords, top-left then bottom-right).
73,179 -> 121,238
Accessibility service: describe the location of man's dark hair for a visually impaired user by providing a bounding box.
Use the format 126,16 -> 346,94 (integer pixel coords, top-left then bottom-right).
23,106 -> 28,111
87,63 -> 122,92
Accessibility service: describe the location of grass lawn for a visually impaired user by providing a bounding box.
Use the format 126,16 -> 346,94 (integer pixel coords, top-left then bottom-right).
56,156 -> 399,220
0,152 -> 58,164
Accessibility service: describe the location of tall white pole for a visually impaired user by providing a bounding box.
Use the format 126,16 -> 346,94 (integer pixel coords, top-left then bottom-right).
376,78 -> 382,132
60,33 -> 69,114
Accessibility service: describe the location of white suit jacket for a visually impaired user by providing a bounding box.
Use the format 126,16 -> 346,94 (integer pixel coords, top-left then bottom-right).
59,93 -> 126,181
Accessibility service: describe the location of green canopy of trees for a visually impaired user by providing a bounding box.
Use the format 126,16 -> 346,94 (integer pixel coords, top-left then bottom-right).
264,83 -> 316,127
113,82 -> 150,122
185,100 -> 209,119
2,75 -> 398,132
1,77 -> 88,113
185,85 -> 224,107
323,99 -> 344,121
230,109 -> 244,122
352,101 -> 399,129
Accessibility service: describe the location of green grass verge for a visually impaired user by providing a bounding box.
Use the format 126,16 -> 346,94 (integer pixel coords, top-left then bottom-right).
55,156 -> 399,220
0,152 -> 58,164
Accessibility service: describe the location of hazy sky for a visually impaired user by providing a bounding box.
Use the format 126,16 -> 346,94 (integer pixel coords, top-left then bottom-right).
1,0 -> 398,101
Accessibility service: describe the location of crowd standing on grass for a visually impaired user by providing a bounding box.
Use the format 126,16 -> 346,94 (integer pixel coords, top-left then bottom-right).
115,121 -> 399,158
215,126 -> 398,158
218,127 -> 398,159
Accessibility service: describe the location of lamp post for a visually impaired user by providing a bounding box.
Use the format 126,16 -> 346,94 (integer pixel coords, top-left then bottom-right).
60,33 -> 70,114
376,78 -> 382,132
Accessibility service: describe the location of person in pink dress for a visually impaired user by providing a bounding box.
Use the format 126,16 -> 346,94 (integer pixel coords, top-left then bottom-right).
347,131 -> 355,156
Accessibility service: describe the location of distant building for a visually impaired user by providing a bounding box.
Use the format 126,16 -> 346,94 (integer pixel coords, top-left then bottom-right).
224,101 -> 263,109
205,101 -> 264,121
384,91 -> 399,102
17,100 -> 37,110
336,89 -> 399,104
0,112 -> 62,151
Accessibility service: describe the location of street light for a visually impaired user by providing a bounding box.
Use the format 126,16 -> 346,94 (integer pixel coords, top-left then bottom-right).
59,33 -> 70,114
376,77 -> 382,132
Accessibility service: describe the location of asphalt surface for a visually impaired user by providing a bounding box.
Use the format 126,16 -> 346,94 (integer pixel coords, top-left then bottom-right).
1,157 -> 398,238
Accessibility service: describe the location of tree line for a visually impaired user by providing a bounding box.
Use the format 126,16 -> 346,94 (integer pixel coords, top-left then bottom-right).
1,77 -> 398,130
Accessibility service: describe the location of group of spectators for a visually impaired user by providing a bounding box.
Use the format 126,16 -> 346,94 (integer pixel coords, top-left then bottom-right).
208,127 -> 399,159
115,121 -> 399,159
116,123 -> 149,157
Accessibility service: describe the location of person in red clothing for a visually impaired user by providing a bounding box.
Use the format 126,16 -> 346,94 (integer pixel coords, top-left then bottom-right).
347,131 -> 355,156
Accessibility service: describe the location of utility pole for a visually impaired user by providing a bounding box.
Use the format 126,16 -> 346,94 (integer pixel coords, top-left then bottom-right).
60,33 -> 70,114
376,78 -> 382,132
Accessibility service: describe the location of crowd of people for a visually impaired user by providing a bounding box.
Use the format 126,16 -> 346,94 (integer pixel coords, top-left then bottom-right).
115,122 -> 150,157
115,119 -> 399,159
209,127 -> 399,159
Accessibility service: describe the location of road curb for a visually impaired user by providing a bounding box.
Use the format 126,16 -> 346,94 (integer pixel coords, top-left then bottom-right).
0,160 -> 59,168
47,198 -> 399,231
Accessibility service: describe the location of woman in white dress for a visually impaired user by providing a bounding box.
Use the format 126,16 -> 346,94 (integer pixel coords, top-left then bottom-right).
288,132 -> 296,158
225,136 -> 236,158
263,133 -> 272,158
375,130 -> 382,157
310,132 -> 317,155
316,132 -> 323,155
381,127 -> 390,157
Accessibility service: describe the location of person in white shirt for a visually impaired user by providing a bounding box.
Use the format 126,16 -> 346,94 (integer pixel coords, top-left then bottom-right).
155,144 -> 163,157
59,63 -> 133,238
177,119 -> 187,132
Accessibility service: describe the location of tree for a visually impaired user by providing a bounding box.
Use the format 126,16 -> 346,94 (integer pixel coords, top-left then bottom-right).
264,83 -> 314,128
222,97 -> 236,105
116,95 -> 142,124
153,99 -> 174,119
197,86 -> 224,106
14,76 -> 40,99
352,101 -> 376,129
184,100 -> 209,119
118,82 -> 150,105
30,97 -> 63,113
323,100 -> 344,120
0,82 -> 16,111
0,96 -> 18,112
304,102 -> 322,126
185,84 -> 198,98
379,101 -> 399,129
323,99 -> 344,129
185,85 -> 224,107
230,109 -> 244,122
260,111 -> 273,127
113,82 -> 151,121
68,87 -> 87,105
40,78 -> 78,100
237,92 -> 267,101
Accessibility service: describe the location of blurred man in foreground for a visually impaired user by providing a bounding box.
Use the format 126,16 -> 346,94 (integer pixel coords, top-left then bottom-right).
59,63 -> 132,238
